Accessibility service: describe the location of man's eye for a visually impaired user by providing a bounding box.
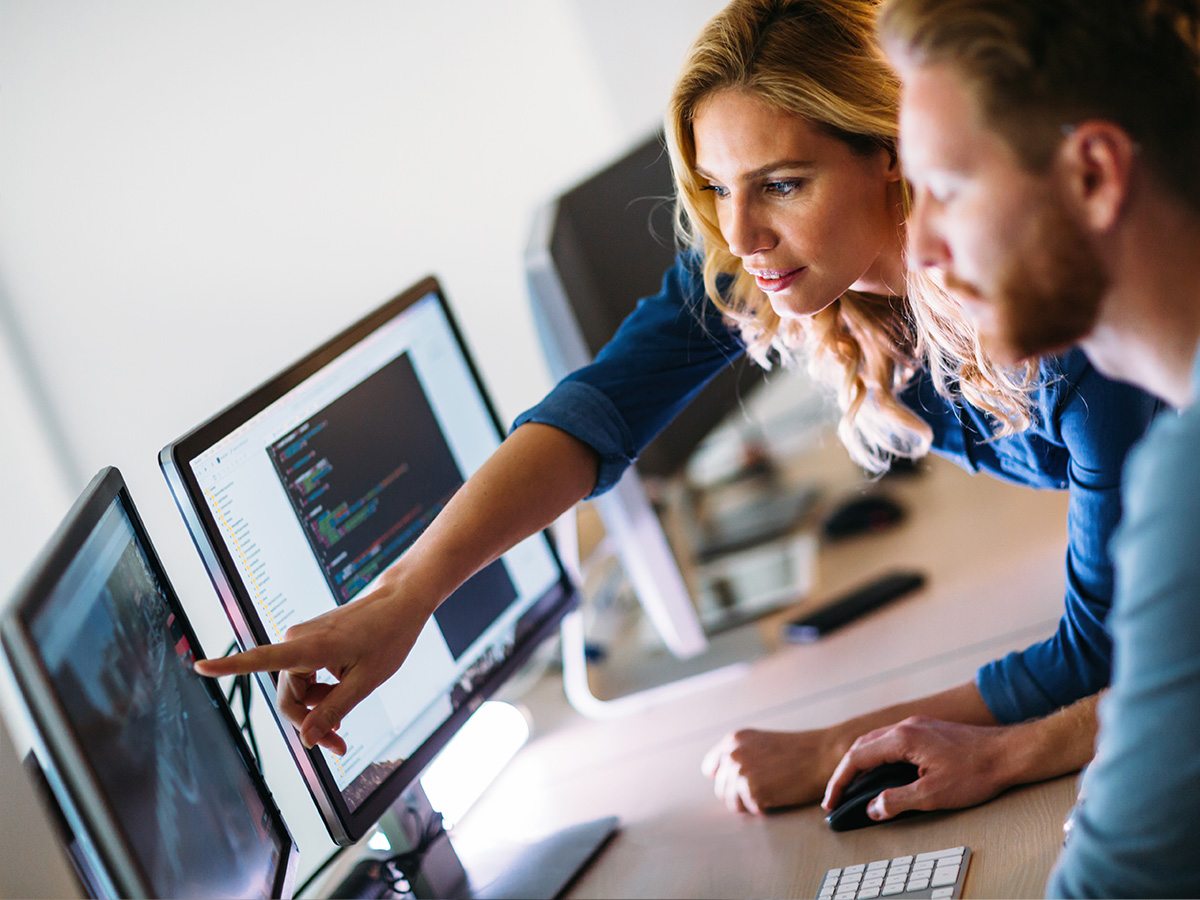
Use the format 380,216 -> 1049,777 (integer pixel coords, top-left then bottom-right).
925,179 -> 957,204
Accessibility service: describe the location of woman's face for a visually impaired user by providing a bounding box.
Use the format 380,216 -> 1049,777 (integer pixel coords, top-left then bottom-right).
692,88 -> 905,319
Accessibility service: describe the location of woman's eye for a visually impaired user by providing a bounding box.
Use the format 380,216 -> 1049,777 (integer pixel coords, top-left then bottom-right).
700,184 -> 729,199
765,179 -> 805,197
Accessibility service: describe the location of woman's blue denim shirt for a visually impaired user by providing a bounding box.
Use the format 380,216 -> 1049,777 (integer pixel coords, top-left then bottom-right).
514,253 -> 1161,724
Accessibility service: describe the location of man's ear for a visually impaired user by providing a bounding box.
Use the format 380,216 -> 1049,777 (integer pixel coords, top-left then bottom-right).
1058,121 -> 1137,232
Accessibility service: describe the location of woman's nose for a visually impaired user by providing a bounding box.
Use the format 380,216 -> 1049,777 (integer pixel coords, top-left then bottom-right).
723,197 -> 776,259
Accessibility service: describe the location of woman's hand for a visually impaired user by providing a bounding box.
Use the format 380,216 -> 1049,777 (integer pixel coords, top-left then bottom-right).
195,424 -> 601,756
194,575 -> 432,754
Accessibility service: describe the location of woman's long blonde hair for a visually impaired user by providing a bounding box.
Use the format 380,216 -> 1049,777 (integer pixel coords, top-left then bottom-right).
665,0 -> 1035,472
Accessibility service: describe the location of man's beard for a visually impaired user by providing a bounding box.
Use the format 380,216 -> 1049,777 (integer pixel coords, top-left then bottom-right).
944,192 -> 1108,365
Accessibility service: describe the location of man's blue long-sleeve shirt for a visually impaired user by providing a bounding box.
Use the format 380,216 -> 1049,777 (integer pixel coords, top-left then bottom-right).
514,254 -> 1160,722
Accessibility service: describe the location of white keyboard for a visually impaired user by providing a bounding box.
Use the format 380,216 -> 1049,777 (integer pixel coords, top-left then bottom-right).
817,846 -> 972,900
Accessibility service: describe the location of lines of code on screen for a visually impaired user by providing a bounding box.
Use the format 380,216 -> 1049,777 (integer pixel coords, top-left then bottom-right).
265,352 -> 518,659
267,353 -> 462,606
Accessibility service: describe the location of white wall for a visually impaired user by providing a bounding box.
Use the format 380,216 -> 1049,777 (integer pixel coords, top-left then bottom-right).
0,0 -> 723,885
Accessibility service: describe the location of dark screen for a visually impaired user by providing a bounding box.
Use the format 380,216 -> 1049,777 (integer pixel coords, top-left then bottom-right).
30,500 -> 285,899
549,132 -> 765,478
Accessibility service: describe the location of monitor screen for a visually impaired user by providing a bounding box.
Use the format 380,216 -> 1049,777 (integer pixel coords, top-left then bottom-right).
0,468 -> 297,899
160,276 -> 577,844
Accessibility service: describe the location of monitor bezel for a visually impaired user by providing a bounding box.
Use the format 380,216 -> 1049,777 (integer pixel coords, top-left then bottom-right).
158,275 -> 579,845
0,467 -> 299,899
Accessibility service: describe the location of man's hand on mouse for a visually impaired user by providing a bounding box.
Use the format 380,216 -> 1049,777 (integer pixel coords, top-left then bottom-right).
822,716 -> 1020,821
701,727 -> 848,814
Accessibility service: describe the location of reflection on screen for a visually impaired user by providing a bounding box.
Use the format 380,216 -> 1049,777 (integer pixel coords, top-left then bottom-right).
31,501 -> 284,899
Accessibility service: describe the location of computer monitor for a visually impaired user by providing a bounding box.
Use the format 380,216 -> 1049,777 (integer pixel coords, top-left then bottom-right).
159,276 -> 587,848
525,132 -> 771,660
526,130 -> 767,480
0,467 -> 298,900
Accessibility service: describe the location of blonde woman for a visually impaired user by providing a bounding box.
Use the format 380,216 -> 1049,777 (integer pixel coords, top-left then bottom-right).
200,0 -> 1158,817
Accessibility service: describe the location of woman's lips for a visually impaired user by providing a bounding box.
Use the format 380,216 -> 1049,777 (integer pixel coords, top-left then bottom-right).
751,267 -> 805,293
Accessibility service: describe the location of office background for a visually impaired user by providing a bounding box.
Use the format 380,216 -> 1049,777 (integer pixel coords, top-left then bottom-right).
0,0 -> 722,881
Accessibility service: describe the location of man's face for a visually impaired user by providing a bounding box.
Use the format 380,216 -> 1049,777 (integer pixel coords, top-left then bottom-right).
896,61 -> 1107,365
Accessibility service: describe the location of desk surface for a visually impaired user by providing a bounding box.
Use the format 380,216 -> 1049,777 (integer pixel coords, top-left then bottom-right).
455,447 -> 1080,899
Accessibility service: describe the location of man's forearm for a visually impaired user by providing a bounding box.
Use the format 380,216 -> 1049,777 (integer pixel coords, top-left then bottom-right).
830,685 -> 1100,786
995,692 -> 1100,790
826,681 -> 999,758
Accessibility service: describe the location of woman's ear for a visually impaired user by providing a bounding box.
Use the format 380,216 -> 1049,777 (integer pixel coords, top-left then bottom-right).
1058,121 -> 1137,232
884,142 -> 902,181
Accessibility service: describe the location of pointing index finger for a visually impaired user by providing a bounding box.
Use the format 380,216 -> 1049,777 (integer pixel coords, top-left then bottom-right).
193,641 -> 314,678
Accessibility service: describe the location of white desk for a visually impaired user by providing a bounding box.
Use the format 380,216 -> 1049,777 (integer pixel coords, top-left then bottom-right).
452,450 -> 1078,899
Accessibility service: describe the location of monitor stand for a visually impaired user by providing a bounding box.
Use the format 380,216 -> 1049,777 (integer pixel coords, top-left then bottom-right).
553,508 -> 752,720
337,782 -> 617,900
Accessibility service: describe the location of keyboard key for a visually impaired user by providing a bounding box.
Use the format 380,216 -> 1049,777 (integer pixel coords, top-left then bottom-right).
867,861 -> 890,872
891,856 -> 913,868
880,885 -> 905,896
856,889 -> 880,899
931,889 -> 954,899
844,864 -> 867,875
916,847 -> 965,863
834,892 -> 856,900
906,875 -> 930,891
931,866 -> 959,887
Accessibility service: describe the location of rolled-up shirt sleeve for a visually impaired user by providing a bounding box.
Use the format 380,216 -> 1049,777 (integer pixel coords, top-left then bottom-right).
975,361 -> 1161,723
512,253 -> 746,497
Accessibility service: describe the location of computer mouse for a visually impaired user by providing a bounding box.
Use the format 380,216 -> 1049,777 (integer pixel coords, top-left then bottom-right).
825,761 -> 920,832
822,493 -> 905,540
